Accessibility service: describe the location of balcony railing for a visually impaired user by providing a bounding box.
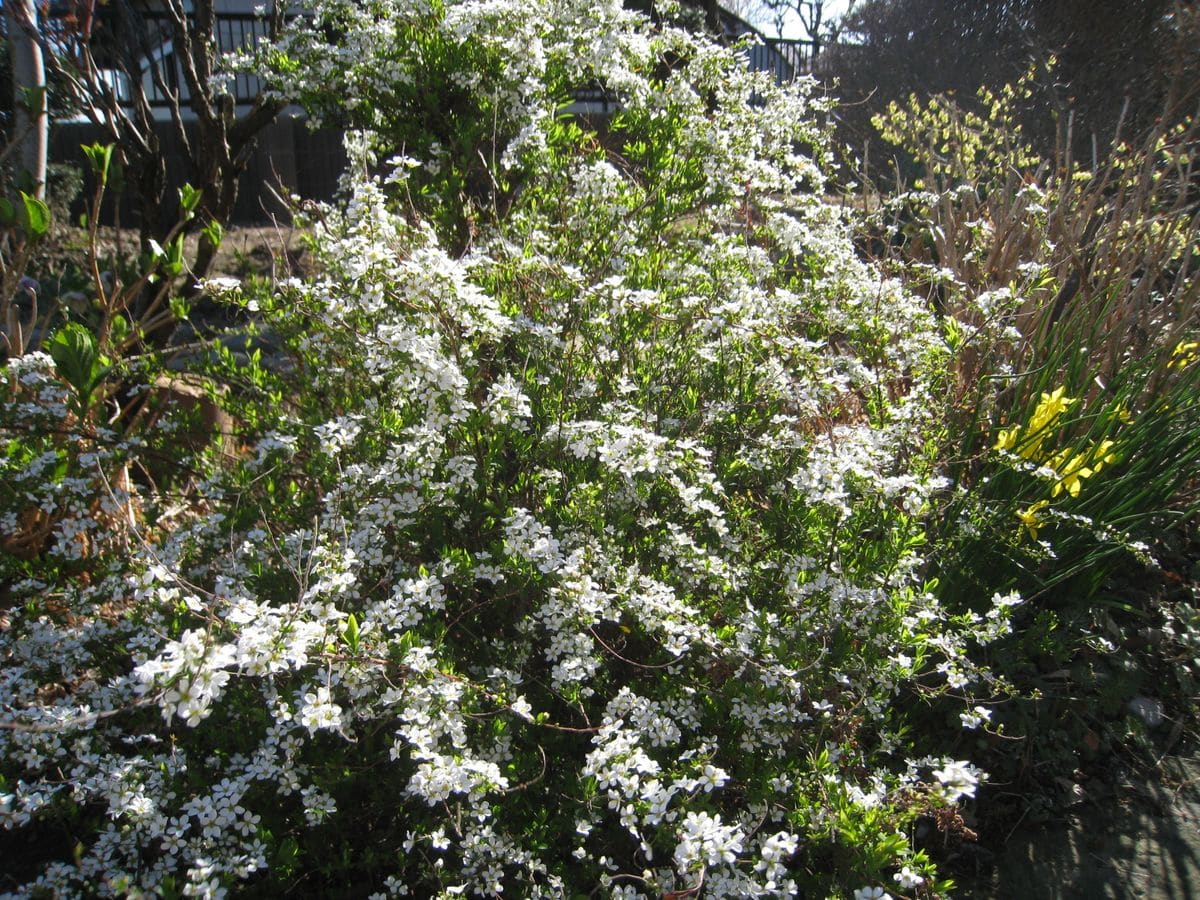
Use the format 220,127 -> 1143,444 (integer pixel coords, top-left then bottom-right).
744,37 -> 816,83
74,11 -> 815,112
75,11 -> 272,108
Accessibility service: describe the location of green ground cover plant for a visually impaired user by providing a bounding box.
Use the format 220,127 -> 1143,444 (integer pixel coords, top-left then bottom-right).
0,2 -> 1196,898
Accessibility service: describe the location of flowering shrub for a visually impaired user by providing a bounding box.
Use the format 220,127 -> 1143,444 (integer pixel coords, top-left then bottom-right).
0,3 -> 1134,898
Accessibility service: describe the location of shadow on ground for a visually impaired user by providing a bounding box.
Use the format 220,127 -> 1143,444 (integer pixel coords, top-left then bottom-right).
955,756 -> 1200,899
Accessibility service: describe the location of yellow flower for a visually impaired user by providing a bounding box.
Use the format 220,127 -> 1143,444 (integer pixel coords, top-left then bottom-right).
1028,386 -> 1075,434
1169,341 -> 1198,370
1049,449 -> 1093,498
1005,386 -> 1077,460
993,425 -> 1021,452
1017,500 -> 1050,541
1089,439 -> 1117,474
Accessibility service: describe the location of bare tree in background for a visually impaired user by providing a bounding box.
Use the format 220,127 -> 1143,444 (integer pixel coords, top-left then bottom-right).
756,0 -> 827,48
821,0 -> 1199,169
39,0 -> 286,278
5,0 -> 48,200
721,0 -> 772,28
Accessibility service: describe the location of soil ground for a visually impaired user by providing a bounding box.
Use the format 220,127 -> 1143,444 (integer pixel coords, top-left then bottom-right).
40,223 -> 310,287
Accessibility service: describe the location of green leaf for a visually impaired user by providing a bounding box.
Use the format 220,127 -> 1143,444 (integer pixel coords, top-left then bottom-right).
274,835 -> 300,871
17,86 -> 46,117
47,323 -> 108,412
179,183 -> 202,217
110,314 -> 129,347
81,143 -> 114,185
47,324 -> 97,393
164,233 -> 186,277
19,191 -> 51,239
342,613 -> 361,653
201,218 -> 224,251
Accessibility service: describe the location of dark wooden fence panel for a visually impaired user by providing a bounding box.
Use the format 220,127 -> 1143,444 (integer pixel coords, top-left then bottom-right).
49,115 -> 347,225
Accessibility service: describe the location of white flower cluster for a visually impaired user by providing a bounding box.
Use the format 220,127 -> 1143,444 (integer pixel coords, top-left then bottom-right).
0,1 -> 1027,895
931,759 -> 986,802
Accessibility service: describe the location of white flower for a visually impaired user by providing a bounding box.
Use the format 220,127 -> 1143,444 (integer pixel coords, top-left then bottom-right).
509,696 -> 534,721
893,865 -> 924,889
673,810 -> 744,871
854,888 -> 891,900
696,764 -> 729,792
200,276 -> 241,294
932,760 -> 983,802
297,685 -> 345,734
959,705 -> 992,729
757,830 -> 799,869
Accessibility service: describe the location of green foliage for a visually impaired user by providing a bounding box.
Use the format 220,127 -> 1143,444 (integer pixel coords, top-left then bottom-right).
872,71 -> 1042,190
178,183 -> 203,218
17,191 -> 50,241
81,142 -> 114,186
45,323 -> 108,416
865,74 -> 1200,833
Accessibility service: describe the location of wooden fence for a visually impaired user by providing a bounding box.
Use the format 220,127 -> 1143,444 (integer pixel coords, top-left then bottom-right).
49,114 -> 348,225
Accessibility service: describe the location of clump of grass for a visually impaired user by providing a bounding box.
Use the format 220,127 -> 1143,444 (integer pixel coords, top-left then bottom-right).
862,66 -> 1199,577
859,73 -> 1200,827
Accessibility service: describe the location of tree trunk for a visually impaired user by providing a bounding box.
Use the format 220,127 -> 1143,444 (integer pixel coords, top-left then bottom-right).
6,0 -> 48,199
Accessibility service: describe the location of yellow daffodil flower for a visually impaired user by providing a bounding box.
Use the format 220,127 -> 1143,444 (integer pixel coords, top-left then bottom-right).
1089,439 -> 1117,474
993,425 -> 1021,452
1169,341 -> 1198,370
1029,386 -> 1075,434
1048,449 -> 1093,498
1017,500 -> 1050,541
